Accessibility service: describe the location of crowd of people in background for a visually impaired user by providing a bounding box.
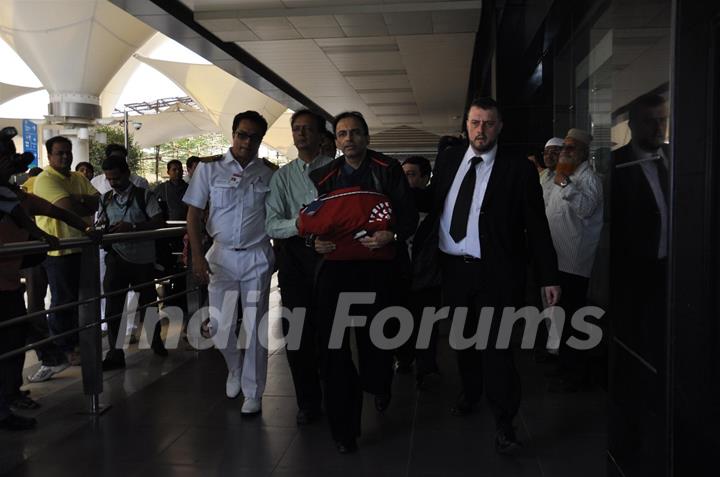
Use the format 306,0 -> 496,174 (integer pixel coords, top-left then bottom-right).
0,94 -> 667,460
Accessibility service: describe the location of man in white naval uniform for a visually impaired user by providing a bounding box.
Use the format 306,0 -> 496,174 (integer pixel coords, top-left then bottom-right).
183,110 -> 276,415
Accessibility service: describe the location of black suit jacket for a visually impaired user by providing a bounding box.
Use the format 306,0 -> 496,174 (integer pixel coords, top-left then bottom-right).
611,143 -> 669,262
417,144 -> 558,305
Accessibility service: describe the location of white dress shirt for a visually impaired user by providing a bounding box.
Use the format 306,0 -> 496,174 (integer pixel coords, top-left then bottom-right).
545,161 -> 603,277
183,148 -> 274,250
439,144 -> 497,258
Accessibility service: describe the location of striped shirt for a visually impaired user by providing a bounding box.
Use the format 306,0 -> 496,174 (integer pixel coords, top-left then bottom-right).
545,161 -> 603,278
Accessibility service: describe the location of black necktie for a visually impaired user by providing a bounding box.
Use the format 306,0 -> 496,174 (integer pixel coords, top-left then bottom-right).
450,156 -> 483,242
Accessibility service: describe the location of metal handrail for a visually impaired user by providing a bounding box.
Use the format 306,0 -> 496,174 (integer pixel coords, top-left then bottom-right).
0,285 -> 199,362
0,225 -> 195,413
0,269 -> 191,329
0,226 -> 187,258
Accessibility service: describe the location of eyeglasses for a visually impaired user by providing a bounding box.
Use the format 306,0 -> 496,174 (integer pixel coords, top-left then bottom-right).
233,130 -> 263,144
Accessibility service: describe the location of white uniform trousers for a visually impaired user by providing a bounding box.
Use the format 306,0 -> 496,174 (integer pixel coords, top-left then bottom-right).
206,241 -> 274,399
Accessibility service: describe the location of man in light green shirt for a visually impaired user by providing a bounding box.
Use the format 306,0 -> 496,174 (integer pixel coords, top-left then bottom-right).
264,109 -> 332,426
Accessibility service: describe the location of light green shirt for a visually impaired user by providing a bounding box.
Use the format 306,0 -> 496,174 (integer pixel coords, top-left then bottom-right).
265,155 -> 333,239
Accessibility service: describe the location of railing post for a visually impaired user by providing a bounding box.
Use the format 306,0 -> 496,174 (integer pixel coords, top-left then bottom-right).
77,243 -> 106,414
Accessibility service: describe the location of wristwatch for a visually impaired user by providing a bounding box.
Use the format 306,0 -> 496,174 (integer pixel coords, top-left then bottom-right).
559,176 -> 571,188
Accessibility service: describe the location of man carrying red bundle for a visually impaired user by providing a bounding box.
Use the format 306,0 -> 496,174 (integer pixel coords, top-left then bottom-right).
302,111 -> 418,454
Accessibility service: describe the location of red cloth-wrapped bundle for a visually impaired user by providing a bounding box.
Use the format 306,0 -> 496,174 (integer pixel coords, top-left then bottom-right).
298,186 -> 395,261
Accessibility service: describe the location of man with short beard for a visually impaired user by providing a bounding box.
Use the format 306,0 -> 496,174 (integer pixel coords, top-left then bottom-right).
540,137 -> 563,205
265,109 -> 332,426
418,97 -> 560,454
545,129 -> 603,393
611,93 -> 670,369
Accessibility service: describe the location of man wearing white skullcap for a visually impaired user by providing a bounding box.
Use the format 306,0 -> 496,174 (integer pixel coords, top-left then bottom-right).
545,128 -> 603,393
540,137 -> 564,204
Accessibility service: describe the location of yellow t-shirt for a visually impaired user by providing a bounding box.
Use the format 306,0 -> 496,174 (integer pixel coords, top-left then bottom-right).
33,167 -> 97,256
22,176 -> 36,193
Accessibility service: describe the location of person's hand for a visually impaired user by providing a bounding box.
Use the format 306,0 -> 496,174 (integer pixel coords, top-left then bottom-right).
41,233 -> 60,250
553,173 -> 568,186
108,221 -> 133,233
314,239 -> 336,254
358,230 -> 394,250
192,255 -> 212,284
84,227 -> 103,243
543,286 -> 562,306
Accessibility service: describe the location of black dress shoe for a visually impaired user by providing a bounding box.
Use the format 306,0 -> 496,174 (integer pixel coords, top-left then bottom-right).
495,429 -> 521,454
374,394 -> 391,413
335,439 -> 358,454
450,394 -> 477,416
0,412 -> 37,431
296,408 -> 321,426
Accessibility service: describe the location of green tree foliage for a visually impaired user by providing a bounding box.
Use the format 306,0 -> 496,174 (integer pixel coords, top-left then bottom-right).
157,133 -> 229,163
89,125 -> 142,174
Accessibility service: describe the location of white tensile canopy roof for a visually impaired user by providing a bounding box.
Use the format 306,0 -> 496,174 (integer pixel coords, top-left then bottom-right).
0,0 -> 153,99
135,55 -> 293,154
0,82 -> 40,105
128,103 -> 221,149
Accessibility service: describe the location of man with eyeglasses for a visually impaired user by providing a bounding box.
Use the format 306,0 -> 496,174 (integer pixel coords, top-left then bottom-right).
183,111 -> 276,416
32,136 -> 99,366
544,128 -> 603,393
265,109 -> 332,426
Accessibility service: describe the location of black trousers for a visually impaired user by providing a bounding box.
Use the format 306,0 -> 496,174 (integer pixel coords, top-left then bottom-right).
409,286 -> 442,374
275,237 -> 322,412
315,260 -> 395,442
0,289 -> 28,401
21,265 -> 67,366
440,254 -> 521,433
104,251 -> 160,354
557,271 -> 590,385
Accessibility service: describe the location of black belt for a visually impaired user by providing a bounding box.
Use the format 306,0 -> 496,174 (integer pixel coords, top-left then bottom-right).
232,247 -> 247,251
441,252 -> 483,264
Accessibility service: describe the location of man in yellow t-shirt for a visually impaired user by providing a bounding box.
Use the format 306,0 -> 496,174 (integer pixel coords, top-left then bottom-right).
32,136 -> 99,362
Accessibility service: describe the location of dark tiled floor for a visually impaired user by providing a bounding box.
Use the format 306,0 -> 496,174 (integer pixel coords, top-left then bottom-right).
1,340 -> 607,477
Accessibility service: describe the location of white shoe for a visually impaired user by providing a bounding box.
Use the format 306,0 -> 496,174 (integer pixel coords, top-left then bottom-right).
27,363 -> 70,383
241,397 -> 262,415
226,368 -> 241,399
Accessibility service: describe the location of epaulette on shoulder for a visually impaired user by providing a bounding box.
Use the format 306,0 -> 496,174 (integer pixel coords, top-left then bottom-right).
262,158 -> 280,171
199,154 -> 223,163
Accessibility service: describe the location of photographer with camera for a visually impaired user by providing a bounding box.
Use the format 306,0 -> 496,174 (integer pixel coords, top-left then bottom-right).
0,127 -> 97,427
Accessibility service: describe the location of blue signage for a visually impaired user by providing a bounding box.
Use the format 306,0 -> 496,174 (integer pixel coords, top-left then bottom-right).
22,119 -> 38,167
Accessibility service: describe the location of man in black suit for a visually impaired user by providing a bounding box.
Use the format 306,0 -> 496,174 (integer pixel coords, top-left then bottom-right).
419,97 -> 560,453
611,93 -> 669,368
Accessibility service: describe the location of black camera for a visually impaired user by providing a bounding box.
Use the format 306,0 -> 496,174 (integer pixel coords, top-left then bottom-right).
0,126 -> 35,175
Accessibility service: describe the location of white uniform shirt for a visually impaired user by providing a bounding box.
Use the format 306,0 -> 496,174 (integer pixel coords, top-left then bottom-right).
92,173 -> 149,194
183,148 -> 274,249
439,144 -> 497,258
545,161 -> 603,277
